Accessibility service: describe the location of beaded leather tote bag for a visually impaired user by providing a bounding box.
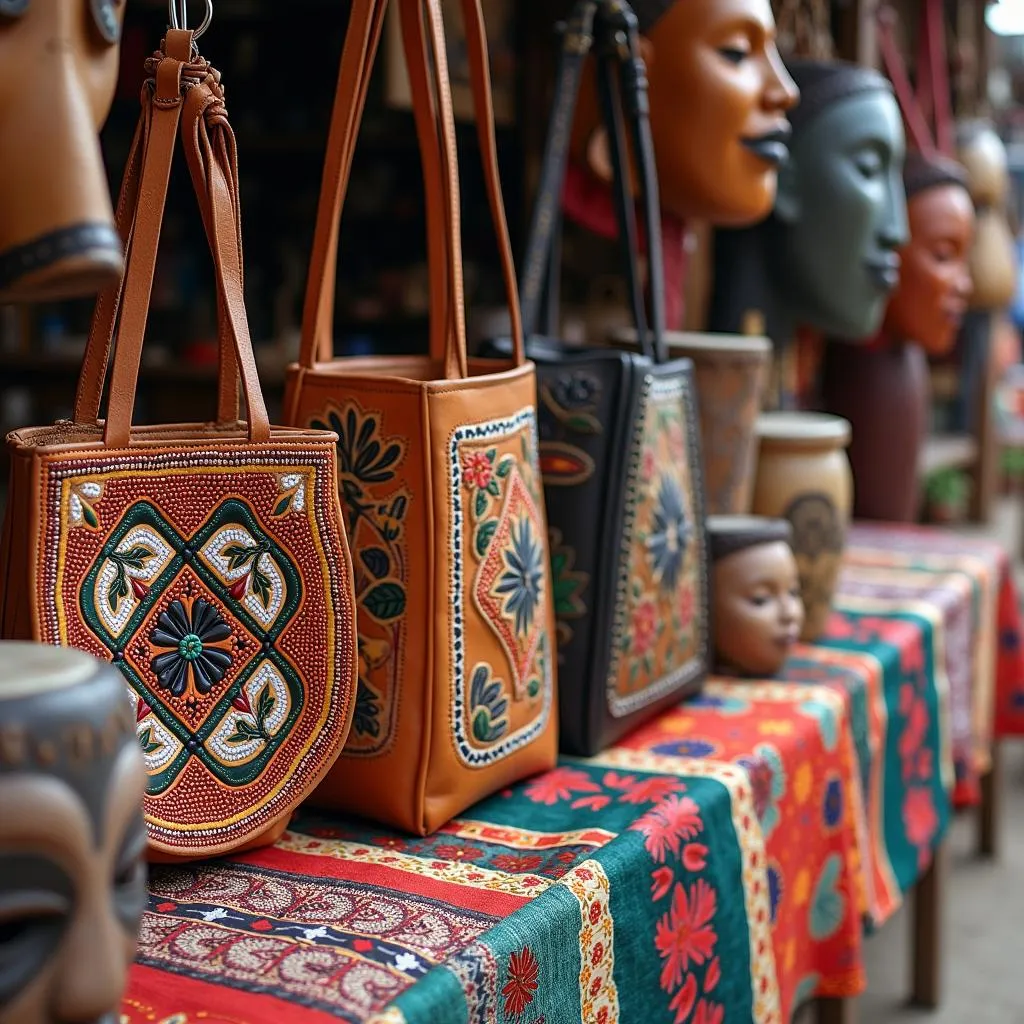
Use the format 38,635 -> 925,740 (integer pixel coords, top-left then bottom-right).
0,30 -> 357,859
284,0 -> 558,834
486,0 -> 711,756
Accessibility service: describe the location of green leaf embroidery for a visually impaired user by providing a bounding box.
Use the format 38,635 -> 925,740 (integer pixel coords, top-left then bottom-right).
256,685 -> 275,723
108,568 -> 129,613
474,489 -> 488,519
486,479 -> 501,498
485,447 -> 497,463
118,544 -> 155,569
526,678 -> 540,699
251,559 -> 273,610
566,413 -> 602,435
223,542 -> 259,572
363,582 -> 406,621
138,726 -> 161,754
226,720 -> 263,744
495,458 -> 513,478
82,502 -> 100,529
272,494 -> 292,517
475,519 -> 498,557
360,547 -> 391,579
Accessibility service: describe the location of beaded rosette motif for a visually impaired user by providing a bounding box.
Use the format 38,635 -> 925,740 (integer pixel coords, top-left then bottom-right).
33,444 -> 356,853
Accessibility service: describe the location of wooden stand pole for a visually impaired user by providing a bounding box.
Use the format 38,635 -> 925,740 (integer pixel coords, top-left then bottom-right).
910,840 -> 947,1008
978,739 -> 1002,858
816,996 -> 856,1024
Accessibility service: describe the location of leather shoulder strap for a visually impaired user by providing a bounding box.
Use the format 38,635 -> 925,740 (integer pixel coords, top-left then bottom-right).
518,2 -> 597,343
99,31 -> 270,446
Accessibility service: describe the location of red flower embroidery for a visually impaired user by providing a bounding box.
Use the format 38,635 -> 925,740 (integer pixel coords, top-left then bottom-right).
705,955 -> 721,993
632,600 -> 658,657
502,946 -> 539,1018
617,775 -> 686,806
655,880 -> 718,990
433,844 -> 483,862
492,853 -> 544,873
525,766 -> 600,806
683,842 -> 708,872
633,795 -> 704,863
462,451 -> 494,490
678,587 -> 695,629
651,866 -> 674,901
667,972 -> 697,1023
693,999 -> 724,1024
904,786 -> 939,849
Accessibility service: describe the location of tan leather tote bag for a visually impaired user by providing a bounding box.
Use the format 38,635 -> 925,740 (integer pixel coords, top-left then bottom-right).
284,0 -> 558,834
0,31 -> 358,859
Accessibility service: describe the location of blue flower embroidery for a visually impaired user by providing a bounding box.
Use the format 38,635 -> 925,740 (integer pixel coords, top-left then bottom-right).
496,517 -> 544,637
645,473 -> 690,592
767,862 -> 783,924
753,743 -> 786,840
809,853 -> 846,940
652,738 -> 719,759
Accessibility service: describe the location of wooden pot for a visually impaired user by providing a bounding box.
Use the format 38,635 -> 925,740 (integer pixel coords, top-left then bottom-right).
751,412 -> 853,641
610,328 -> 771,514
819,340 -> 928,523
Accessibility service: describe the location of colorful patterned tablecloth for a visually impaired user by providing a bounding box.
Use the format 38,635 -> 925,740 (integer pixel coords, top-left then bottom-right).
123,525 -> 1009,1024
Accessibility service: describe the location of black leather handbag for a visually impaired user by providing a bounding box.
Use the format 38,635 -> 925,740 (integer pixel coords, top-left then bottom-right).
488,0 -> 710,755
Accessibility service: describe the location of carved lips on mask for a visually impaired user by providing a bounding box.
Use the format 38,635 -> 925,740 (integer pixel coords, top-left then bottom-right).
883,184 -> 975,357
0,0 -> 126,302
0,645 -> 146,1024
642,0 -> 798,225
773,86 -> 909,340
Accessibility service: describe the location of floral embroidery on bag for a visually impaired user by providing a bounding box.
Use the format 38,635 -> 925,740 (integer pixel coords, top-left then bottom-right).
450,410 -> 553,766
311,401 -> 409,754
547,527 -> 588,657
605,376 -> 707,717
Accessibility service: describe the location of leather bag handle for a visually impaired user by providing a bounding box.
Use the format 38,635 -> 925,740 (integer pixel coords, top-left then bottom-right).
73,30 -> 270,447
75,37 -> 242,428
520,1 -> 666,363
418,0 -> 524,367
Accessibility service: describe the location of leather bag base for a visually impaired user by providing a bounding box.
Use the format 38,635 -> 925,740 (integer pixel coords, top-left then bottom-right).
287,359 -> 558,835
1,422 -> 357,858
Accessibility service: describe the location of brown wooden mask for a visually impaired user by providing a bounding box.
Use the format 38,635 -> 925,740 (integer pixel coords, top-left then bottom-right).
0,0 -> 124,302
570,0 -> 798,225
882,155 -> 974,357
0,643 -> 145,1024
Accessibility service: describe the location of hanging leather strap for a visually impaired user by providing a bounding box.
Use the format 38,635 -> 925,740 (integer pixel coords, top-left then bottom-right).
76,39 -> 242,428
602,3 -> 666,363
298,0 -> 468,381
426,0 -> 524,366
519,1 -> 597,344
72,30 -> 270,447
519,1 -> 665,362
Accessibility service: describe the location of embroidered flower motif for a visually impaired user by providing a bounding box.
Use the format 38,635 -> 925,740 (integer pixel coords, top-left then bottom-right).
525,766 -> 600,806
904,786 -> 939,850
646,474 -> 690,592
678,586 -> 695,629
693,999 -> 725,1024
655,879 -> 718,991
491,853 -> 544,873
495,517 -> 544,637
633,794 -> 704,864
632,600 -> 659,657
149,598 -> 232,703
462,450 -> 495,490
502,946 -> 539,1018
468,663 -> 509,744
551,371 -> 600,412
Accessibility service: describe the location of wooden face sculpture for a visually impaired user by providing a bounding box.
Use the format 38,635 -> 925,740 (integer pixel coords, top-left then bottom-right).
769,60 -> 909,340
570,0 -> 799,225
708,516 -> 803,677
0,0 -> 125,302
882,154 -> 975,357
0,643 -> 146,1024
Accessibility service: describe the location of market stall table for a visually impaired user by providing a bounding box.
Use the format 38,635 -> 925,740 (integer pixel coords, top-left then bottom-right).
123,525 -> 1011,1024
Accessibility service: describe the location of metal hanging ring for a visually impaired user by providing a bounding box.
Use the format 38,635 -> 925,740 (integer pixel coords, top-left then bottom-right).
168,0 -> 212,40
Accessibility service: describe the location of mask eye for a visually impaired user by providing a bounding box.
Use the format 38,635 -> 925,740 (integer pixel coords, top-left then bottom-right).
89,0 -> 122,44
0,0 -> 30,19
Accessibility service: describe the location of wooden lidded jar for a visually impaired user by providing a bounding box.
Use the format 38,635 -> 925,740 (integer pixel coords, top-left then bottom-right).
608,328 -> 771,515
751,412 -> 853,641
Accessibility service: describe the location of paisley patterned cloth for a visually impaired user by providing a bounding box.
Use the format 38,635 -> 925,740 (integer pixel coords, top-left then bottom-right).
122,523 -> 1015,1024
